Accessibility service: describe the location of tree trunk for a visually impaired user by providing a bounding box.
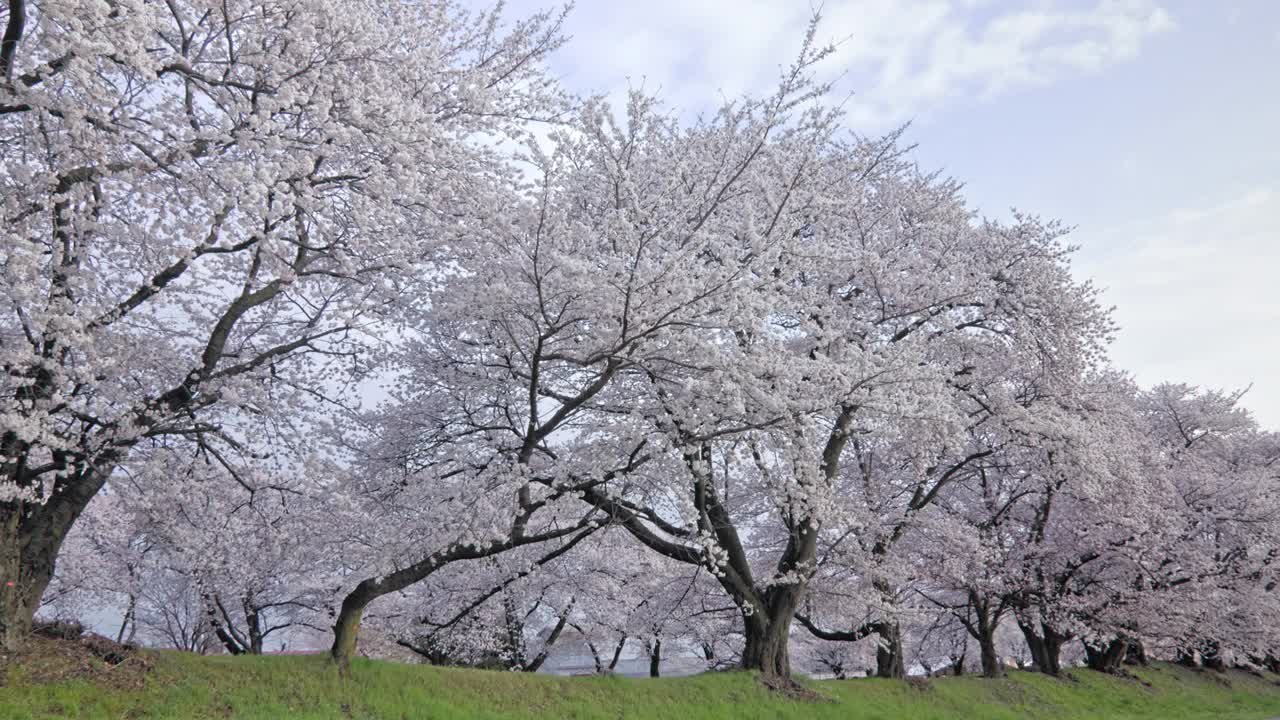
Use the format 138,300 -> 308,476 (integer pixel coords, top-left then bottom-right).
874,622 -> 905,679
951,653 -> 966,676
1201,641 -> 1225,671
524,608 -> 569,673
646,637 -> 661,678
1,460 -> 111,652
1084,637 -> 1129,674
115,594 -> 137,645
245,599 -> 264,655
1124,638 -> 1148,666
1018,620 -> 1067,676
608,634 -> 627,672
741,609 -> 794,678
575,626 -> 603,675
0,508 -> 35,652
1,502 -> 79,651
978,627 -> 1001,678
330,592 -> 369,671
958,590 -> 1005,678
587,641 -> 603,675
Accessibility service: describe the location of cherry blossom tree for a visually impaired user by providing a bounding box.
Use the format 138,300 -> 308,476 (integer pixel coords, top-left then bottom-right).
0,0 -> 566,649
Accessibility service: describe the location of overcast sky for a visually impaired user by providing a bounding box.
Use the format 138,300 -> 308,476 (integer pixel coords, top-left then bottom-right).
482,0 -> 1280,429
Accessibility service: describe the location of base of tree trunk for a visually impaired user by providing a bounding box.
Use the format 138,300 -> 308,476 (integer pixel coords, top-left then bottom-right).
1084,638 -> 1130,674
979,632 -> 1002,678
741,616 -> 793,679
330,605 -> 364,672
1019,621 -> 1068,676
1,518 -> 39,654
756,671 -> 826,701
874,623 -> 906,679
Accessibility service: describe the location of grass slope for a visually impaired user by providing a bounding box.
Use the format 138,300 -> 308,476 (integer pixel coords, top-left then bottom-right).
4,647 -> 1280,720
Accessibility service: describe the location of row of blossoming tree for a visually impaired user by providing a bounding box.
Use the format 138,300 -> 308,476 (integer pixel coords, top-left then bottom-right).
4,0 -> 1278,684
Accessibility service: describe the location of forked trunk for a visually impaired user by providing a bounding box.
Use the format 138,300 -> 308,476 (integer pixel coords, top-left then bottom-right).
1018,620 -> 1068,676
1084,637 -> 1129,674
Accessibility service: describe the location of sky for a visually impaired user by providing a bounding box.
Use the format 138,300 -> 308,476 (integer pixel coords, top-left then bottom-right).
476,0 -> 1280,429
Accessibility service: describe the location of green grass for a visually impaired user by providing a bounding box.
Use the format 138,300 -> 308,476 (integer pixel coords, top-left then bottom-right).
4,650 -> 1280,720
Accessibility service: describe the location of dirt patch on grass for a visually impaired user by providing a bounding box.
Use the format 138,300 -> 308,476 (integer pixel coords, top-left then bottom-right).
757,673 -> 830,702
0,625 -> 153,690
906,677 -> 932,692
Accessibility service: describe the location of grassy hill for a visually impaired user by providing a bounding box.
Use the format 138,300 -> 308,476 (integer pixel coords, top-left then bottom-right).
4,638 -> 1280,719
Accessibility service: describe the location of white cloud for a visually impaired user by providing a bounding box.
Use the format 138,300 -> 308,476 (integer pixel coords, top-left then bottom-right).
518,0 -> 1173,128
1075,188 -> 1280,429
822,0 -> 1175,127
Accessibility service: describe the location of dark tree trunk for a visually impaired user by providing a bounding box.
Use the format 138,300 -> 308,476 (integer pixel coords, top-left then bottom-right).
1175,647 -> 1198,667
328,528 -> 592,669
875,622 -> 905,679
608,634 -> 627,672
951,652 -> 966,676
1201,641 -> 1226,671
575,626 -> 603,674
978,627 -> 1000,678
524,609 -> 569,672
742,614 -> 794,677
1019,622 -> 1047,672
587,642 -> 603,674
647,638 -> 661,678
330,590 -> 369,670
1084,638 -> 1129,674
740,602 -> 797,678
115,594 -> 137,645
245,600 -> 264,655
1018,620 -> 1068,676
0,509 -> 40,652
1124,638 -> 1148,666
1,470 -> 104,652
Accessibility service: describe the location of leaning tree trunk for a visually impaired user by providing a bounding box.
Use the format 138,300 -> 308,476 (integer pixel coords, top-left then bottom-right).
608,634 -> 627,672
331,588 -> 372,669
329,527 -> 594,669
1,467 -> 107,652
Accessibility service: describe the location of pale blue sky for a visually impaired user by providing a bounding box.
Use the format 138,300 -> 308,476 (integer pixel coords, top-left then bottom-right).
485,0 -> 1280,428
